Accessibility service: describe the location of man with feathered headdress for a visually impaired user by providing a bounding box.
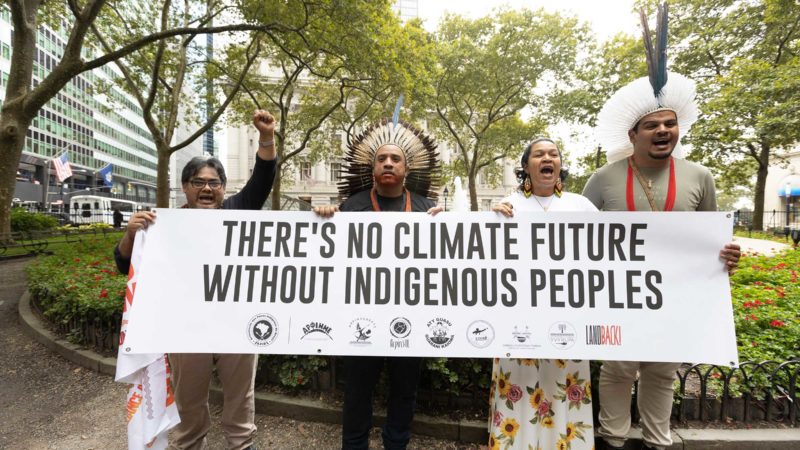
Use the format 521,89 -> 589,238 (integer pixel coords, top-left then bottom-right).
582,4 -> 740,450
314,111 -> 442,450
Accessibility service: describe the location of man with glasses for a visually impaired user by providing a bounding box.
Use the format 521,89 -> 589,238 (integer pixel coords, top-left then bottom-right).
115,110 -> 277,450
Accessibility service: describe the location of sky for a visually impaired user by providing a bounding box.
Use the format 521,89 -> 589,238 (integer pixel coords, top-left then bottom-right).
417,0 -> 639,41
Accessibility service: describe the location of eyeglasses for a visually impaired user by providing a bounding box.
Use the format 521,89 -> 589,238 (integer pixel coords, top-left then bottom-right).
189,178 -> 223,189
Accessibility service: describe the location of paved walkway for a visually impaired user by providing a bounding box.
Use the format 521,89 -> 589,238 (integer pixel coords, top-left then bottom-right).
734,236 -> 791,256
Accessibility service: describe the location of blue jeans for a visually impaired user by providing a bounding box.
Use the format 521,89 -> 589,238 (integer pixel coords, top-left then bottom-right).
341,356 -> 422,450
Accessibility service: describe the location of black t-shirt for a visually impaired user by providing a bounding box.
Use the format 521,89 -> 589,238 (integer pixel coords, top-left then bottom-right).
339,189 -> 435,212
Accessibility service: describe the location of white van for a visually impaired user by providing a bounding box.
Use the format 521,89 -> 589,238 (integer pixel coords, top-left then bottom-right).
69,195 -> 140,226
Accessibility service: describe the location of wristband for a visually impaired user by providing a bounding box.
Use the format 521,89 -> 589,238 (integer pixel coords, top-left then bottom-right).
258,139 -> 275,147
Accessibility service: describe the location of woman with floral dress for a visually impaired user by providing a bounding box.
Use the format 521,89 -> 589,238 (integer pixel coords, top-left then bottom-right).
489,138 -> 597,450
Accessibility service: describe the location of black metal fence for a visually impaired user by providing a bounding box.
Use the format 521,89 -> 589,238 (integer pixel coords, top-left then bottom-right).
735,209 -> 800,232
672,361 -> 799,425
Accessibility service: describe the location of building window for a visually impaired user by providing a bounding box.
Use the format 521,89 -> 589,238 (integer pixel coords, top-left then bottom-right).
329,162 -> 342,183
299,162 -> 312,181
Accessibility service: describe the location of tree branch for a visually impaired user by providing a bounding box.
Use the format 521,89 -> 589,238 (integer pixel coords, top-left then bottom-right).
168,38 -> 262,154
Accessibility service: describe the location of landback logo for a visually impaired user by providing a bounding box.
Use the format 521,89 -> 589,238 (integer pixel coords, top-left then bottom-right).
548,322 -> 577,350
585,324 -> 622,346
301,321 -> 333,341
349,318 -> 375,345
466,320 -> 495,348
389,317 -> 412,349
247,314 -> 278,347
425,318 -> 454,349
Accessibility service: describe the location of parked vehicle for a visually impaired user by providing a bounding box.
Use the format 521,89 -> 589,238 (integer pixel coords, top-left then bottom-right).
69,195 -> 140,226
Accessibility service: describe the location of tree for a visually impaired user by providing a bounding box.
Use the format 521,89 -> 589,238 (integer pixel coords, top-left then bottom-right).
230,3 -> 435,209
660,0 -> 800,229
431,9 -> 592,210
0,0 -> 299,234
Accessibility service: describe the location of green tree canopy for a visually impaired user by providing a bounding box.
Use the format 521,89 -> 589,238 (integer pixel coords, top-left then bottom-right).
431,9 -> 592,210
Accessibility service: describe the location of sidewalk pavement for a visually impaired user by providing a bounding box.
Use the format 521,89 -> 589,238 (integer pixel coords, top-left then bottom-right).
734,236 -> 791,256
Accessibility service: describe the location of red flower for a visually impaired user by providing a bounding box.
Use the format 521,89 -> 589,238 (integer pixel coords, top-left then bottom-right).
745,314 -> 758,321
99,289 -> 109,298
567,383 -> 585,402
493,410 -> 504,427
766,300 -> 775,305
74,258 -> 81,263
769,320 -> 786,328
751,341 -> 758,347
94,275 -> 103,281
537,400 -> 550,417
507,384 -> 523,403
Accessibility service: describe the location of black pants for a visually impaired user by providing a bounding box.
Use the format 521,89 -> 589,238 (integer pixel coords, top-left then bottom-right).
341,356 -> 422,450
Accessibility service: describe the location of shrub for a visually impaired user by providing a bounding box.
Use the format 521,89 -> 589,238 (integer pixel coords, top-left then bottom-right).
26,234 -> 125,327
10,207 -> 59,232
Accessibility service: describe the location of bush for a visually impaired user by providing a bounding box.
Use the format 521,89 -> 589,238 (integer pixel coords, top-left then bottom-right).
10,207 -> 59,232
730,249 -> 799,363
26,234 -> 125,327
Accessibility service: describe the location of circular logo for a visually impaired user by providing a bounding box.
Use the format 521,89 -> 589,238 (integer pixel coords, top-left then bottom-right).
247,314 -> 279,347
548,321 -> 576,350
390,317 -> 412,339
466,320 -> 495,348
425,318 -> 454,349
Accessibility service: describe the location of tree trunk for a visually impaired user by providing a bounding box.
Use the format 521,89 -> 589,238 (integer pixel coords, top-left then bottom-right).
0,0 -> 40,236
751,143 -> 770,231
468,174 -> 478,211
0,113 -> 32,237
156,146 -> 172,208
271,160 -> 283,210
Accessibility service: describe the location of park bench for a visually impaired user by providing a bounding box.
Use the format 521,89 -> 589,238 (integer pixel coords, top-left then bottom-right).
0,231 -> 49,258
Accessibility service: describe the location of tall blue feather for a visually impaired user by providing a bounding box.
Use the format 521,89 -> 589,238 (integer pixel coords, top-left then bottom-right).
654,2 -> 669,98
640,2 -> 670,100
391,94 -> 404,126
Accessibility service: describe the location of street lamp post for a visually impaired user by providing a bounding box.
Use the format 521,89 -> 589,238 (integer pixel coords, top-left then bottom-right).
443,185 -> 449,211
786,182 -> 792,228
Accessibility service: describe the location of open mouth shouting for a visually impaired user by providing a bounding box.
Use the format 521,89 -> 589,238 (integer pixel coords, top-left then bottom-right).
195,192 -> 219,208
539,164 -> 556,179
652,137 -> 672,151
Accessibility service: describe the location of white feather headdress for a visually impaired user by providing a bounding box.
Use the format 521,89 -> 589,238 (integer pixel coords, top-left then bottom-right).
596,2 -> 699,164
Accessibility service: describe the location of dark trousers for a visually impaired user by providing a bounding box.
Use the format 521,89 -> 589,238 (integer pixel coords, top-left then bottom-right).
341,356 -> 422,450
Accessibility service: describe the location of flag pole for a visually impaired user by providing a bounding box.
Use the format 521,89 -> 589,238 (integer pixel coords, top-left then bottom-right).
41,157 -> 50,210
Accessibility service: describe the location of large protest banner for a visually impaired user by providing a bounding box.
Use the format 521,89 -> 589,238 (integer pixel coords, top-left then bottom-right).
122,209 -> 738,365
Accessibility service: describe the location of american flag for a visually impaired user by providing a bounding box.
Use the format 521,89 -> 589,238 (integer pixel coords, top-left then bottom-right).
53,152 -> 73,182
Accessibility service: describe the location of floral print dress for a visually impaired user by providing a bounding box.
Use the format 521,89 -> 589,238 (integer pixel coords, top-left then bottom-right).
489,358 -> 594,450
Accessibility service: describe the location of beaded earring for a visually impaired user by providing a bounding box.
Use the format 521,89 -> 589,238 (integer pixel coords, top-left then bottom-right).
523,174 -> 533,198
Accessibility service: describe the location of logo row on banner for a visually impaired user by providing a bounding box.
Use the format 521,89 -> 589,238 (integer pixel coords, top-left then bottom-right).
245,313 -> 621,356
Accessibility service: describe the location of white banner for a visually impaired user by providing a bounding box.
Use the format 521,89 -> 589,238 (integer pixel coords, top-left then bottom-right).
123,209 -> 738,365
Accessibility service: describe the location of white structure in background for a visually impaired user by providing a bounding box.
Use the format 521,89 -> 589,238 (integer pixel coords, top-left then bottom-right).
169,116 -> 206,207
763,146 -> 800,229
